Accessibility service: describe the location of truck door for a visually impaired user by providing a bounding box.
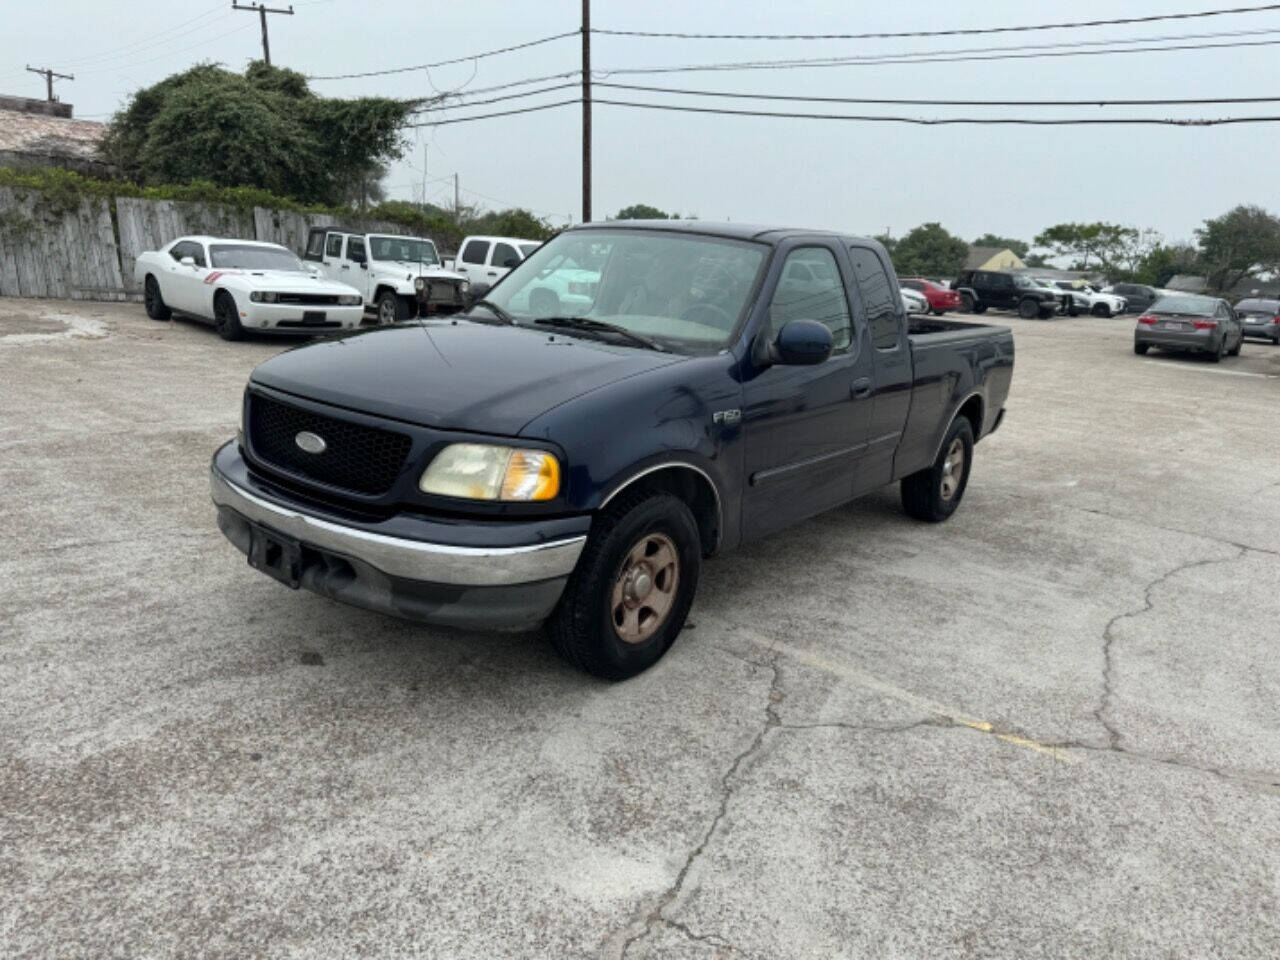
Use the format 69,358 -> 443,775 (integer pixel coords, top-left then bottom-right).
489,241 -> 522,284
848,245 -> 911,493
343,235 -> 369,297
455,238 -> 491,289
320,232 -> 347,286
740,241 -> 876,540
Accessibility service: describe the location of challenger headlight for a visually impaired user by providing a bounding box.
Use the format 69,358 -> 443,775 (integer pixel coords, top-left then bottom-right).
337,294 -> 362,306
414,277 -> 426,291
248,291 -> 279,303
419,443 -> 560,501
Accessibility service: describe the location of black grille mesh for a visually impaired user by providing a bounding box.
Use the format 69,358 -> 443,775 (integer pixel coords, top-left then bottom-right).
248,395 -> 411,496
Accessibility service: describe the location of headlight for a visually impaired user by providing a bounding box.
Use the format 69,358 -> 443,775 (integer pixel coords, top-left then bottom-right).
419,443 -> 560,501
337,294 -> 362,306
248,291 -> 279,303
460,279 -> 470,290
414,277 -> 425,291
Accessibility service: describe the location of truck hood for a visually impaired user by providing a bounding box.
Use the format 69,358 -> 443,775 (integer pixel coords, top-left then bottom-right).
371,261 -> 466,282
249,319 -> 686,436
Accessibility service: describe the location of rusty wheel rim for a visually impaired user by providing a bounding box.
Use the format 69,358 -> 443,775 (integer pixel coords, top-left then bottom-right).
940,437 -> 965,502
610,532 -> 680,645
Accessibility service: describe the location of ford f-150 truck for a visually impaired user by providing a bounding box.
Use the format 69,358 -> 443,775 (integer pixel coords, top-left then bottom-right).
211,221 -> 1014,679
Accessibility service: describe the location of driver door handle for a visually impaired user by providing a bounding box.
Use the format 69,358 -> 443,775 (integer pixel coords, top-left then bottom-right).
851,378 -> 873,399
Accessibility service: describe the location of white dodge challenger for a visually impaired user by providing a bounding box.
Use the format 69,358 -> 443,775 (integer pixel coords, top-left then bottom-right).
134,236 -> 365,340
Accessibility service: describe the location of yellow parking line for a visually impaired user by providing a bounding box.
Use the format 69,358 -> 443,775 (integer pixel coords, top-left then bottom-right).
755,637 -> 1080,765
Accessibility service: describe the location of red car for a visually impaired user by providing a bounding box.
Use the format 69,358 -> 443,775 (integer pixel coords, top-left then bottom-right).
900,277 -> 961,315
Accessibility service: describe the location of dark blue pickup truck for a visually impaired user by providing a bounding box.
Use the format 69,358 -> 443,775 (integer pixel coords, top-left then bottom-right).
211,221 -> 1013,678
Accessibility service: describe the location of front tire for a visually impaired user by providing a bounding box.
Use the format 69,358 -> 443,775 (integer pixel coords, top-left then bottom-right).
548,492 -> 700,680
1092,303 -> 1111,318
960,292 -> 975,313
1018,298 -> 1039,319
901,417 -> 974,523
213,291 -> 244,341
376,290 -> 412,325
143,275 -> 171,320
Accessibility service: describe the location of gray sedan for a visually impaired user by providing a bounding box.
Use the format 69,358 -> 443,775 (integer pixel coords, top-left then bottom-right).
1234,297 -> 1280,344
1134,294 -> 1243,362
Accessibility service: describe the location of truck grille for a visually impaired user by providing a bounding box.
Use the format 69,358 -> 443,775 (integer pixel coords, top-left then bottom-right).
247,394 -> 412,496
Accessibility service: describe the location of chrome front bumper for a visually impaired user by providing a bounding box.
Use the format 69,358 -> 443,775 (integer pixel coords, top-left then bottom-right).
210,467 -> 586,587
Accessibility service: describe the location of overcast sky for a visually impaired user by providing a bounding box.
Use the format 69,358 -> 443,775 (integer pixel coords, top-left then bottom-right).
4,0 -> 1276,246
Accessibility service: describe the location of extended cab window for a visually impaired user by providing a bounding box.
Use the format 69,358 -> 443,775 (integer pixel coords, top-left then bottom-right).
492,242 -> 520,268
304,231 -> 325,261
461,240 -> 490,265
768,247 -> 851,351
849,246 -> 899,350
325,233 -> 344,258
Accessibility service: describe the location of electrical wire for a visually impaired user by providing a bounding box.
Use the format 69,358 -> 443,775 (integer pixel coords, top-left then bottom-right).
306,31 -> 579,81
593,98 -> 1280,126
591,2 -> 1280,41
409,82 -> 580,114
593,30 -> 1280,76
592,81 -> 1280,108
407,99 -> 580,127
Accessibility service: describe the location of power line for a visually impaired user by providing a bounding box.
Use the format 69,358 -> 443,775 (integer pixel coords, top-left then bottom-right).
591,3 -> 1280,41
306,31 -> 578,81
409,82 -> 579,114
593,81 -> 1280,108
593,31 -> 1280,75
593,98 -> 1280,126
407,99 -> 578,128
25,4 -> 231,71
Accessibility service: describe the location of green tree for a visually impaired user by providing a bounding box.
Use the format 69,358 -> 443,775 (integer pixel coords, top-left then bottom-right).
99,62 -> 414,207
1134,242 -> 1199,287
1033,222 -> 1136,272
614,203 -> 673,220
889,222 -> 968,277
1194,204 -> 1280,292
1023,252 -> 1051,268
972,233 -> 1029,259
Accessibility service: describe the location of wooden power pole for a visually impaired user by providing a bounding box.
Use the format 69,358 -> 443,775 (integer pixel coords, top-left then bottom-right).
231,2 -> 295,66
581,0 -> 592,223
25,65 -> 73,102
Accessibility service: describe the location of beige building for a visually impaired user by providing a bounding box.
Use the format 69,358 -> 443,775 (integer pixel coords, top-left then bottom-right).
964,246 -> 1025,271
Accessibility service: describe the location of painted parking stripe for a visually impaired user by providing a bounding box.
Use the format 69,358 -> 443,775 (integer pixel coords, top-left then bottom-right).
1144,360 -> 1277,379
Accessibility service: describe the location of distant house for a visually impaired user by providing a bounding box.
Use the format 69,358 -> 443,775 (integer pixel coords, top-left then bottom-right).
965,246 -> 1025,271
0,95 -> 109,176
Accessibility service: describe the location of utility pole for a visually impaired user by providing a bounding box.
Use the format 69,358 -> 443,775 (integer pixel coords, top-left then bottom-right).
454,173 -> 460,218
581,0 -> 592,223
231,2 -> 294,66
25,65 -> 73,102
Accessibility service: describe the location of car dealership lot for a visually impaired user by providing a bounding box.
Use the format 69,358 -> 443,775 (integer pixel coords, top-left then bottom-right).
3,301 -> 1279,958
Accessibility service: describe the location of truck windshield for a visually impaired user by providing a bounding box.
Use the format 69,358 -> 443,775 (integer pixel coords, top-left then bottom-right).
475,229 -> 767,354
369,236 -> 438,264
209,244 -> 305,271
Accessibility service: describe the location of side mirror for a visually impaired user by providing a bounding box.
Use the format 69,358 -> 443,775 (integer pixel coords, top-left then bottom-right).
180,256 -> 197,268
770,319 -> 833,366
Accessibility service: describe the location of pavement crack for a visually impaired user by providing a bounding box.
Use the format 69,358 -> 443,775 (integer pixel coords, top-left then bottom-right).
778,718 -> 945,736
658,917 -> 744,956
613,650 -> 783,959
1045,739 -> 1280,790
1094,546 -> 1247,749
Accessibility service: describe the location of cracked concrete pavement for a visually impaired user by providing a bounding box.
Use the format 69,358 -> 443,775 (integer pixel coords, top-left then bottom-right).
2,298 -> 1279,958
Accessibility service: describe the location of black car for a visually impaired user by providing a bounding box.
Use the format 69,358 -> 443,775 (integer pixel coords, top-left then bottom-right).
1107,282 -> 1159,314
953,269 -> 1062,319
1234,297 -> 1280,344
211,221 -> 1014,679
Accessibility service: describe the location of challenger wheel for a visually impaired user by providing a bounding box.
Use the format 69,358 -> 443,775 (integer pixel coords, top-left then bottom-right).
144,276 -> 171,320
548,491 -> 700,680
901,417 -> 974,523
213,291 -> 244,341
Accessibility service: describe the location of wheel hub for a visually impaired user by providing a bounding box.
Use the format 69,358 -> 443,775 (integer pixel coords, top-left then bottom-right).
611,532 -> 679,644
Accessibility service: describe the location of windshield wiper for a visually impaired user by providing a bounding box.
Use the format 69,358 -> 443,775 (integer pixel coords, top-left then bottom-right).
468,299 -> 517,325
534,316 -> 667,352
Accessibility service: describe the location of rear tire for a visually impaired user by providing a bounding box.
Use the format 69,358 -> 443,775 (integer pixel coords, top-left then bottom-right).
1208,337 -> 1225,363
547,492 -> 701,680
213,291 -> 244,341
901,417 -> 974,523
1134,342 -> 1149,355
143,275 -> 171,320
1228,334 -> 1242,356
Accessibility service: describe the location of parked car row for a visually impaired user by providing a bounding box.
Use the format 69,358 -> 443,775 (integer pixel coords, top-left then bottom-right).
133,229 -> 543,339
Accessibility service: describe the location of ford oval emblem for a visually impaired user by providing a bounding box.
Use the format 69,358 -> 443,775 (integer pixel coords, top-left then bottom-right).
294,430 -> 327,454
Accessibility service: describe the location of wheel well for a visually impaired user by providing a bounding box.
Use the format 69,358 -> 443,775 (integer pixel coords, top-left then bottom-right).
374,284 -> 397,302
607,466 -> 721,556
213,287 -> 234,305
957,395 -> 984,438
